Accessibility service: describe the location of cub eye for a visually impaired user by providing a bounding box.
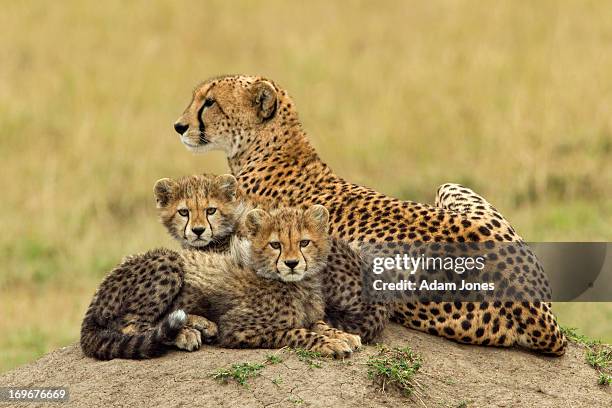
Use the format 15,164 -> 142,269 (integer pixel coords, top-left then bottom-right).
177,208 -> 189,217
206,207 -> 217,215
269,242 -> 281,250
203,98 -> 215,108
300,240 -> 310,248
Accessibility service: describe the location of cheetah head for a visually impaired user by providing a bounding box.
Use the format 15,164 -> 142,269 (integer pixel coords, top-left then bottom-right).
244,205 -> 331,282
173,75 -> 288,156
154,174 -> 241,248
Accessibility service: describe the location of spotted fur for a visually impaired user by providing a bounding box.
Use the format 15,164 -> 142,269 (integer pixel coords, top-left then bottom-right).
173,75 -> 567,355
154,173 -> 245,251
80,203 -> 361,360
162,176 -> 388,343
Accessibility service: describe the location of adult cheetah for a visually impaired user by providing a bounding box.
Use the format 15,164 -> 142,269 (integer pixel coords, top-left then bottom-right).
172,75 -> 567,355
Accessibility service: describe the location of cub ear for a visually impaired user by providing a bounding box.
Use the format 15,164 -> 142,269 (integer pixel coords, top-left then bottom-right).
305,204 -> 329,232
245,209 -> 270,237
251,80 -> 277,121
154,178 -> 177,208
215,174 -> 238,201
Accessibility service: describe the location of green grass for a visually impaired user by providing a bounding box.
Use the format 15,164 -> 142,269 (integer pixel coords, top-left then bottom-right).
2,328 -> 50,370
586,347 -> 611,371
288,396 -> 305,405
561,326 -> 611,385
210,349 -> 321,388
211,362 -> 265,387
265,353 -> 284,365
293,348 -> 324,369
561,326 -> 599,347
366,345 -> 423,397
598,373 -> 611,386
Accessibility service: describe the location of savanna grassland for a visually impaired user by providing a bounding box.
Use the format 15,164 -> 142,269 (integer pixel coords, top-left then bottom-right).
0,1 -> 610,372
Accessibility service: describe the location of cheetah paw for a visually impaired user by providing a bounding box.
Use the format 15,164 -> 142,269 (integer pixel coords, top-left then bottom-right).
312,338 -> 354,359
335,332 -> 362,351
175,327 -> 202,352
187,314 -> 218,344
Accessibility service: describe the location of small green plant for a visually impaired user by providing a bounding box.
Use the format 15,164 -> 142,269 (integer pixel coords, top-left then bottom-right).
586,347 -> 611,370
366,345 -> 423,397
561,326 -> 611,386
211,362 -> 265,387
293,348 -> 323,368
442,377 -> 457,385
598,373 -> 611,386
266,353 -> 283,364
293,348 -> 322,360
288,396 -> 304,404
560,326 -> 598,346
211,351 -> 288,389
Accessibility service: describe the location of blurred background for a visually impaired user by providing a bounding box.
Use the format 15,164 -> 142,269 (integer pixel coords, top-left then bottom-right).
1,0 -> 610,372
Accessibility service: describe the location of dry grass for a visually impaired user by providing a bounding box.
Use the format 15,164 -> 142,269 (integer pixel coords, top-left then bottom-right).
0,0 -> 610,372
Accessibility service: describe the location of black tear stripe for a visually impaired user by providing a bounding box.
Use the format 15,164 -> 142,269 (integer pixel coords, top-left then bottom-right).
183,213 -> 190,240
197,83 -> 231,133
299,247 -> 308,273
197,84 -> 215,132
195,195 -> 200,221
275,248 -> 282,273
205,213 -> 214,238
197,103 -> 206,133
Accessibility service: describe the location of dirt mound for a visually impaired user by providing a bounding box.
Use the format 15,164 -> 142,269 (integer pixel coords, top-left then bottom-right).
0,324 -> 609,407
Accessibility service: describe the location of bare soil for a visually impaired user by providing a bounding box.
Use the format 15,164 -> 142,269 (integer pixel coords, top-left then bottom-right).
1,323 -> 609,408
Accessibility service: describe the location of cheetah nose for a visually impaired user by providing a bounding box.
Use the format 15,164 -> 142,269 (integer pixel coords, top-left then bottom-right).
284,260 -> 299,270
191,227 -> 205,237
174,122 -> 188,135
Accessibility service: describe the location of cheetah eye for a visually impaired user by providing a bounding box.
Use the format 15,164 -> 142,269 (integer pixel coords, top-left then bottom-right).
300,240 -> 310,248
178,208 -> 189,217
269,242 -> 281,250
203,98 -> 215,108
207,207 -> 217,215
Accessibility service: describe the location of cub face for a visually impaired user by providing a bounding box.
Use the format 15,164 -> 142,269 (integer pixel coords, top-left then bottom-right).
154,174 -> 240,248
173,75 -> 280,154
245,205 -> 331,282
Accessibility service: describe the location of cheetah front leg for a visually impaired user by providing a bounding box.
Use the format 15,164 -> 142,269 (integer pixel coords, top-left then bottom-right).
269,328 -> 355,358
324,302 -> 389,344
174,314 -> 218,352
186,314 -> 218,344
311,320 -> 362,350
222,326 -> 355,358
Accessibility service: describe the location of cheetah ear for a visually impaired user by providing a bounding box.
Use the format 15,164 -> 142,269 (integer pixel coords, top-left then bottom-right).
305,205 -> 329,233
245,209 -> 270,237
154,178 -> 177,208
215,174 -> 238,201
252,80 -> 277,121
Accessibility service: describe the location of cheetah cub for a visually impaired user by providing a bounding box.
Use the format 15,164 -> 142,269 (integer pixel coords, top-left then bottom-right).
154,173 -> 248,252
80,175 -> 360,359
161,175 -> 389,344
198,205 -> 360,354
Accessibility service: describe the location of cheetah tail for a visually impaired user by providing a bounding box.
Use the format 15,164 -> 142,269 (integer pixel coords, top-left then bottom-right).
80,309 -> 187,360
